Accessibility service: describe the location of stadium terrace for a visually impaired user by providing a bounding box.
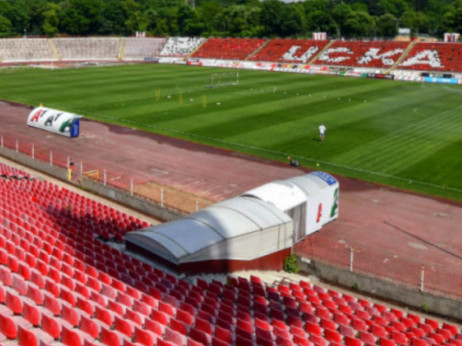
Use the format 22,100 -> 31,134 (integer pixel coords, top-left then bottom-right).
0,37 -> 460,81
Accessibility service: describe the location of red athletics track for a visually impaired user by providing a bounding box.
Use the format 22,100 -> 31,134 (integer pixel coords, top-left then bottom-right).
1,101 -> 462,298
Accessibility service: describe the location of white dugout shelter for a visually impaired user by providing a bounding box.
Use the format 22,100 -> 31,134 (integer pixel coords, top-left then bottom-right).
243,171 -> 339,242
126,171 -> 339,273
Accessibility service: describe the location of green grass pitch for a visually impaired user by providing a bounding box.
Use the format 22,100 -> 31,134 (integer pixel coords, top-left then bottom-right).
1,63 -> 461,202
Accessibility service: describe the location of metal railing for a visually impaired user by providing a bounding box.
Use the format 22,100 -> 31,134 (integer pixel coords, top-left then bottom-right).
0,133 -> 213,215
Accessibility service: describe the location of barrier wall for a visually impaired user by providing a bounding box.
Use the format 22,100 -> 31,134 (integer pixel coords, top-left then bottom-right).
0,144 -> 181,222
297,257 -> 462,321
180,58 -> 462,85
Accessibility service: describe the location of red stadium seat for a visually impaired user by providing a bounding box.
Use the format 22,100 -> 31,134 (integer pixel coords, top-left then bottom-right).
324,328 -> 342,343
100,325 -> 124,346
0,311 -> 17,338
212,336 -> 230,346
62,304 -> 80,327
0,266 -> 13,286
144,318 -> 165,337
18,324 -> 39,346
6,289 -> 23,314
41,313 -> 61,339
134,326 -> 157,346
61,324 -> 90,346
344,335 -> 362,346
359,331 -> 376,344
195,316 -> 213,334
114,315 -> 135,338
80,314 -> 101,339
94,305 -> 114,327
76,296 -> 94,317
379,337 -> 397,346
27,283 -> 44,306
192,38 -> 266,60
43,293 -> 61,316
151,309 -> 171,327
23,300 -> 41,326
164,327 -> 187,345
170,317 -> 189,336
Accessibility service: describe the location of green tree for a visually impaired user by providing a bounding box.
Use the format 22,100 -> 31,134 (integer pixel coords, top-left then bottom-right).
27,0 -> 48,35
177,6 -> 203,35
332,2 -> 352,37
0,15 -> 12,37
454,6 -> 462,33
68,0 -> 103,34
303,0 -> 329,13
8,0 -> 29,36
280,4 -> 304,37
99,0 -> 126,35
122,0 -> 150,34
376,13 -> 398,37
377,0 -> 409,17
61,7 -> 84,35
197,0 -> 223,35
400,10 -> 429,35
440,10 -> 455,32
260,0 -> 285,36
42,3 -> 62,37
343,10 -> 375,37
306,9 -> 335,34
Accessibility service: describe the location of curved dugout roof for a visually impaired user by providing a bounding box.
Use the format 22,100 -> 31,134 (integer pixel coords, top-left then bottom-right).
125,196 -> 292,265
287,171 -> 338,196
243,180 -> 306,211
242,171 -> 337,211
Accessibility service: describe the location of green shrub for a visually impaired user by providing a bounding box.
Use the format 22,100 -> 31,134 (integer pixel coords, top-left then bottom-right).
284,253 -> 299,274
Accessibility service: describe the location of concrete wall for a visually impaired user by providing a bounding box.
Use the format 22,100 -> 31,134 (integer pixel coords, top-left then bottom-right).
81,177 -> 180,222
0,146 -> 181,222
0,146 -> 68,181
297,256 -> 462,321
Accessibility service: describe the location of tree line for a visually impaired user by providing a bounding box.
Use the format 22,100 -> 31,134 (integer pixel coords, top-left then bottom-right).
0,0 -> 461,39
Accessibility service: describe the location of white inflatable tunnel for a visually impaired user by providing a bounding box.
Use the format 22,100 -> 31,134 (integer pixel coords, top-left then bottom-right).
27,106 -> 82,138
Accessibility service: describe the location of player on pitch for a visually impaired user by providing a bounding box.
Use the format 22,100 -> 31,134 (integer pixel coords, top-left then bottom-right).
318,124 -> 326,142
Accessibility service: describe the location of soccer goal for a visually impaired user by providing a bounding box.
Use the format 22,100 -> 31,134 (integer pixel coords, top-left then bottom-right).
205,71 -> 239,88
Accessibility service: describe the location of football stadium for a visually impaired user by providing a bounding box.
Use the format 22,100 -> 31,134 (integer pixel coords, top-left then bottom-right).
0,33 -> 462,346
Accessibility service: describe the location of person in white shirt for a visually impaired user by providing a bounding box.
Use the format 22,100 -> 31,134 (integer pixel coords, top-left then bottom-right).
319,124 -> 326,142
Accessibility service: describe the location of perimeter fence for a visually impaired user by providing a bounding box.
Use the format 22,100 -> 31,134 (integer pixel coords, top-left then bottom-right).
307,235 -> 462,300
0,133 -> 212,216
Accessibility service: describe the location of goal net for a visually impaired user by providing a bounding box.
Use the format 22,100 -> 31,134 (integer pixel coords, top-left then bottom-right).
205,71 -> 239,88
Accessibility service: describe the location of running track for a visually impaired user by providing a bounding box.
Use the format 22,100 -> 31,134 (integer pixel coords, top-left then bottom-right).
1,101 -> 462,297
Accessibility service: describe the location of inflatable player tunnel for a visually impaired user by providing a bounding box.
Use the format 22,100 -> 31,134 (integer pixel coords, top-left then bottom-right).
27,106 -> 82,138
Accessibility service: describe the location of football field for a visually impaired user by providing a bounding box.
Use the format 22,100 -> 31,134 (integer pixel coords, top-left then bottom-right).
0,63 -> 461,201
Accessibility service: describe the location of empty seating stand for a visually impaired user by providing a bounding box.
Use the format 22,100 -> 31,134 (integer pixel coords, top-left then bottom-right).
249,39 -> 329,64
160,37 -> 205,57
0,161 -> 460,346
0,38 -> 55,62
124,37 -> 167,60
54,37 -> 119,60
0,37 -> 460,75
399,42 -> 462,72
191,38 -> 266,60
313,40 -> 409,69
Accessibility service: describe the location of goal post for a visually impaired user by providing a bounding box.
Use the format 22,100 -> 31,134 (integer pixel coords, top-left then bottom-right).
205,71 -> 239,88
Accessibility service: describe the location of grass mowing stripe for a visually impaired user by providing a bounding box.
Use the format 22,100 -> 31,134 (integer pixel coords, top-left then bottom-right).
336,106 -> 462,172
